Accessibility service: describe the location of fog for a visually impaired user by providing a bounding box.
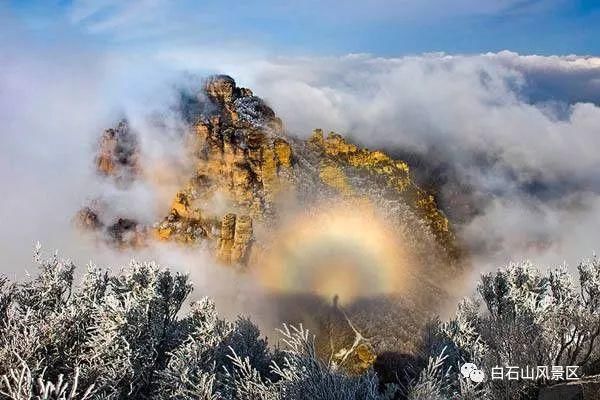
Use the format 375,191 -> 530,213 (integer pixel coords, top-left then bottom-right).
2,12 -> 599,302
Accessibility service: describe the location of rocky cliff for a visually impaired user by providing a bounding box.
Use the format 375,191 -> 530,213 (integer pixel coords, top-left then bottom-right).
75,74 -> 467,372
77,74 -> 461,272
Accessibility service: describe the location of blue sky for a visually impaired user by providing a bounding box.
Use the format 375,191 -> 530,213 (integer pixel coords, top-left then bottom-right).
4,0 -> 600,56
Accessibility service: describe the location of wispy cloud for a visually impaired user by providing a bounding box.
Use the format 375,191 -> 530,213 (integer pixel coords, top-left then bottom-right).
68,0 -> 213,43
68,0 -> 562,32
62,0 -> 585,55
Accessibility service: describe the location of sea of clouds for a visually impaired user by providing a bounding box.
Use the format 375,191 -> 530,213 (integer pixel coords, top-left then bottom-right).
1,7 -> 600,296
161,49 -> 600,274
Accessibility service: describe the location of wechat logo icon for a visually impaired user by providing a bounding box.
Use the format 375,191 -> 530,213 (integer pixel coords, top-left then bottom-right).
461,363 -> 485,383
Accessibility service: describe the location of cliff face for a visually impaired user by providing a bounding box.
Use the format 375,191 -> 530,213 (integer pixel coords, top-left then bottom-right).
77,75 -> 460,270
95,120 -> 139,184
154,75 -> 294,264
307,129 -> 457,259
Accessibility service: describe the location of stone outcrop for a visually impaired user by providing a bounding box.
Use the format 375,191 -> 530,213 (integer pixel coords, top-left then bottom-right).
75,206 -> 103,231
155,186 -> 209,244
216,213 -> 253,264
95,120 -> 139,185
75,204 -> 146,248
152,76 -> 293,261
186,76 -> 291,216
309,129 -> 456,257
106,217 -> 146,247
75,120 -> 143,247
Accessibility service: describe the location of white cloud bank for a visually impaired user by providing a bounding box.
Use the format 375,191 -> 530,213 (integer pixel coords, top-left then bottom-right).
1,10 -> 599,284
162,49 -> 600,270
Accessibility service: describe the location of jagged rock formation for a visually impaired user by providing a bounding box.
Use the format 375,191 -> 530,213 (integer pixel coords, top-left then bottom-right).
152,75 -> 293,263
95,120 -> 139,184
75,206 -> 103,231
308,129 -> 457,259
75,202 -> 147,248
78,75 -> 461,270
75,120 -> 147,247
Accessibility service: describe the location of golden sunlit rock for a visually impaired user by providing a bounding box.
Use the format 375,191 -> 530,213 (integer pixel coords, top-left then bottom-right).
309,128 -> 456,258
319,162 -> 353,195
231,215 -> 253,263
95,120 -> 139,185
217,213 -> 237,263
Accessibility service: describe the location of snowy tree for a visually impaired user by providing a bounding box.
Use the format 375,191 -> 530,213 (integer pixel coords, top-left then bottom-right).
439,257 -> 600,399
2,246 -> 598,400
0,248 -> 390,400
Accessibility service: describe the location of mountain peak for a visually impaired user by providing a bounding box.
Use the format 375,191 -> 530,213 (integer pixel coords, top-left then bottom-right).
77,75 -> 462,280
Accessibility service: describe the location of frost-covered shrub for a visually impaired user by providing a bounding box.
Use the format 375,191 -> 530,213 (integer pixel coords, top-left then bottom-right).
437,257 -> 600,399
267,324 -> 384,400
0,245 -> 197,399
0,248 -> 390,400
3,247 -> 598,400
0,361 -> 94,400
155,299 -> 276,399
